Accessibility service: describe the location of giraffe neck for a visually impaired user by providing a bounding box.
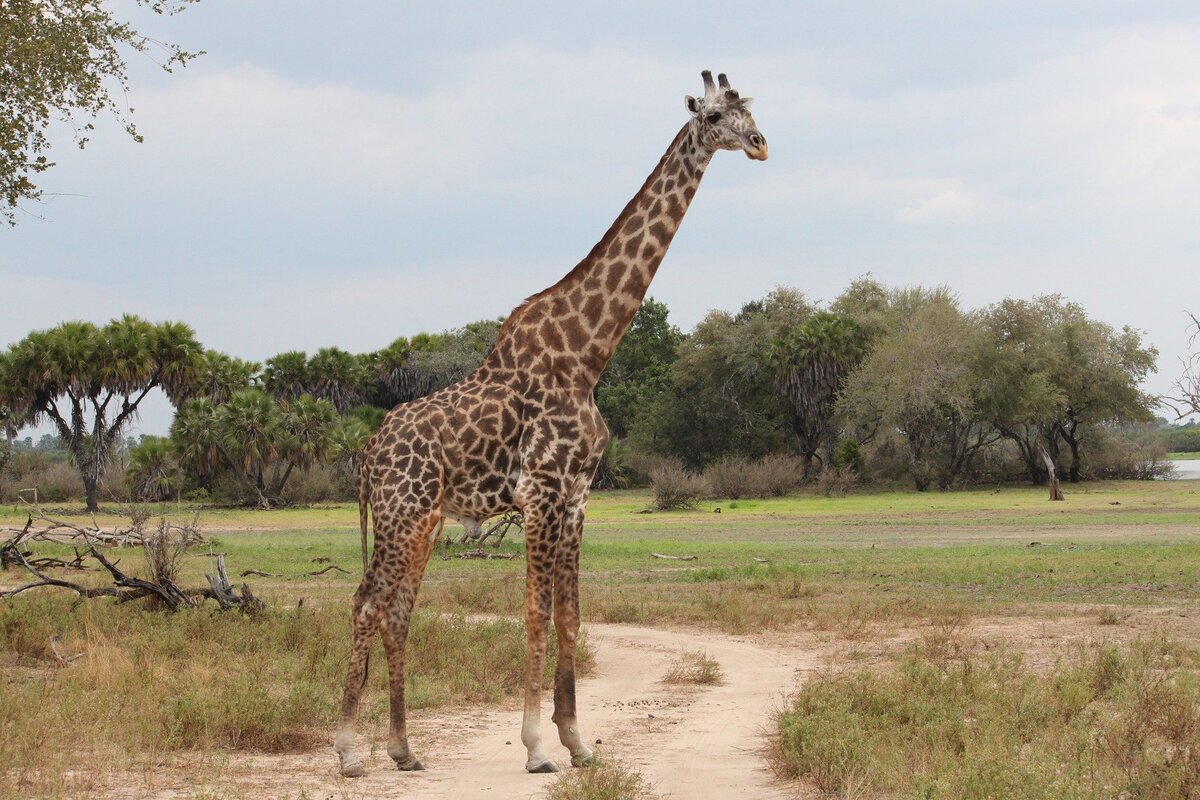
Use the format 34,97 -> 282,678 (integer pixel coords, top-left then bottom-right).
490,123 -> 713,391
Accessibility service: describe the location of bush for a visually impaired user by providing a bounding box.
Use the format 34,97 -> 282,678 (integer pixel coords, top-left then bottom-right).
705,454 -> 803,499
1083,426 -> 1174,480
833,439 -> 863,473
705,456 -> 755,499
750,453 -> 804,496
649,460 -> 707,510
0,456 -> 84,504
280,464 -> 349,504
814,466 -> 858,497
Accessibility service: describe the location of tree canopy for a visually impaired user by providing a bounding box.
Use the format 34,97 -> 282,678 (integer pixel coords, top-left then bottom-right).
0,0 -> 201,223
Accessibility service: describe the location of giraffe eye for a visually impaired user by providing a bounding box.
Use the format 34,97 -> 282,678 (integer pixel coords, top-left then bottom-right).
706,112 -> 722,124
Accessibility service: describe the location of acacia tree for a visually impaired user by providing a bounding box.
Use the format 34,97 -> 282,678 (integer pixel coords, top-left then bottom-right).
1,0 -> 201,222
981,296 -> 1157,483
838,289 -> 998,490
0,315 -> 201,510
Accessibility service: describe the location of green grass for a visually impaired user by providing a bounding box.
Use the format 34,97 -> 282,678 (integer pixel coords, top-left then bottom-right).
1169,451 -> 1200,461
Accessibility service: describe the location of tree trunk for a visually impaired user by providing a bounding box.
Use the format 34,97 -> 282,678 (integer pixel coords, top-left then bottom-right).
1038,444 -> 1064,501
84,475 -> 100,512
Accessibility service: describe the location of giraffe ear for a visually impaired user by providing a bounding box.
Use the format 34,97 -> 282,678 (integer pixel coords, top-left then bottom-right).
741,97 -> 754,109
685,95 -> 700,115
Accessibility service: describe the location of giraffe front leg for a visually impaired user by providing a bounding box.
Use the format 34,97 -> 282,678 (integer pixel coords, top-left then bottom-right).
521,500 -> 561,773
552,517 -> 594,767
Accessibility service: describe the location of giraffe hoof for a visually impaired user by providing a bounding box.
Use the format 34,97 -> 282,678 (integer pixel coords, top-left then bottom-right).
527,759 -> 559,774
571,752 -> 597,768
340,760 -> 366,778
395,756 -> 425,771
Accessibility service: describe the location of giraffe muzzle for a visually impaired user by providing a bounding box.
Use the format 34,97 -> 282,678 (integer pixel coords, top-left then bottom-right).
743,131 -> 768,161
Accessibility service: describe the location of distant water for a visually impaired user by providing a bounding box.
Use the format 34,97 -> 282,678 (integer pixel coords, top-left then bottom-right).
1166,458 -> 1200,480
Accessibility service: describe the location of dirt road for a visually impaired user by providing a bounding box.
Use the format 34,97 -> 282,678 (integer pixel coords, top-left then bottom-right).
127,622 -> 819,800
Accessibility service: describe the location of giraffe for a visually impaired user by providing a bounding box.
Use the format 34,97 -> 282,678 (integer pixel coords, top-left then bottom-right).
334,70 -> 767,778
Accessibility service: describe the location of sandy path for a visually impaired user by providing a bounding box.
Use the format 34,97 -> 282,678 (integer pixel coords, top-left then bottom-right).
120,622 -> 817,800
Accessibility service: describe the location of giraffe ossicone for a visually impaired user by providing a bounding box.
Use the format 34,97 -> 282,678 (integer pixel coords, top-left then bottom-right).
334,70 -> 767,778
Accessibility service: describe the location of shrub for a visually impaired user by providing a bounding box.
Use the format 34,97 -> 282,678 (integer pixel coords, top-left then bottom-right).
663,650 -> 724,685
1083,425 -> 1174,480
649,460 -> 707,510
705,456 -> 755,499
280,464 -> 347,504
814,466 -> 858,497
705,454 -> 803,499
749,453 -> 804,496
545,758 -> 657,800
833,439 -> 863,473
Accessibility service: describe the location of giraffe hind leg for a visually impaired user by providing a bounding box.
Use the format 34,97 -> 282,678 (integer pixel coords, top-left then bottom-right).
334,510 -> 441,777
381,515 -> 444,772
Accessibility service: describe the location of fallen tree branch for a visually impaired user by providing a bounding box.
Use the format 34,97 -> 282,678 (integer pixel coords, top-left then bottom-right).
239,568 -> 282,578
307,564 -> 352,575
441,548 -> 518,561
650,552 -> 697,561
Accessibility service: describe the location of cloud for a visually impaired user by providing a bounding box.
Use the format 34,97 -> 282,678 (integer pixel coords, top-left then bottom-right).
896,184 -> 979,222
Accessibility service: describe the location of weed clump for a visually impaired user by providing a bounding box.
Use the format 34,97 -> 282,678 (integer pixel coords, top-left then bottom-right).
544,757 -> 658,800
662,649 -> 724,685
649,461 -> 706,510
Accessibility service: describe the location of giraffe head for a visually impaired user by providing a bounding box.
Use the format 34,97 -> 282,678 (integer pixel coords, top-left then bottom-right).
685,70 -> 768,161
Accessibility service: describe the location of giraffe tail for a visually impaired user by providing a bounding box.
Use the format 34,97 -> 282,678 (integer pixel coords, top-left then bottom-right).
357,465 -> 370,574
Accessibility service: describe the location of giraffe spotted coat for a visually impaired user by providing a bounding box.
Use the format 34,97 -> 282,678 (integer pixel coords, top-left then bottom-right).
334,70 -> 768,778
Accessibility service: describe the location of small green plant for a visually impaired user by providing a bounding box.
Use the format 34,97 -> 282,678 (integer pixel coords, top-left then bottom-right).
663,649 -> 724,685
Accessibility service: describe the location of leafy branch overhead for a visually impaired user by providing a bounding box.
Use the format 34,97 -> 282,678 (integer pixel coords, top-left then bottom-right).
0,0 -> 202,223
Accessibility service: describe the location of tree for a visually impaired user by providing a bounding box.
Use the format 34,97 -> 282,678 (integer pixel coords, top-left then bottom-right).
595,298 -> 683,439
173,388 -> 344,507
1,0 -> 201,223
1164,311 -> 1200,421
838,289 -> 998,490
770,311 -> 868,477
980,296 -> 1157,483
191,350 -> 258,403
125,435 -> 181,501
369,320 -> 502,409
633,288 -> 805,467
0,315 -> 201,510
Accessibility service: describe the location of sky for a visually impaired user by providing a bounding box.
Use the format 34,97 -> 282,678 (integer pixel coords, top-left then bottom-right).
4,1 -> 1199,437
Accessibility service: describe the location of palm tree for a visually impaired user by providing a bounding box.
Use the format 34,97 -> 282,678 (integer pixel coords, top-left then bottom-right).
306,347 -> 370,413
0,316 -> 201,510
192,351 -> 259,403
214,388 -> 281,507
126,436 -> 182,501
772,312 -> 868,477
261,351 -> 310,401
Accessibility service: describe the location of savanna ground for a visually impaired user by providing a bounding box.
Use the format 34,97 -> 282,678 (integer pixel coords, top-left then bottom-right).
2,479 -> 1200,799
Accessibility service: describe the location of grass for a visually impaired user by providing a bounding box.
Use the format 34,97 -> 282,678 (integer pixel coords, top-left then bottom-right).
3,479 -> 1200,797
662,649 -> 724,685
544,758 -> 658,800
0,593 -> 592,800
1169,452 -> 1200,461
770,632 -> 1200,800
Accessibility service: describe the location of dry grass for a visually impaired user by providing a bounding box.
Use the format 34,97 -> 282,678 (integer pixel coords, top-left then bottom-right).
769,632 -> 1200,800
662,649 -> 724,685
0,595 -> 593,799
544,757 -> 659,800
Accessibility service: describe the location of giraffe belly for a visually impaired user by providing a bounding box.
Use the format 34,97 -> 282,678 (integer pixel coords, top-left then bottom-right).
441,469 -> 519,521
